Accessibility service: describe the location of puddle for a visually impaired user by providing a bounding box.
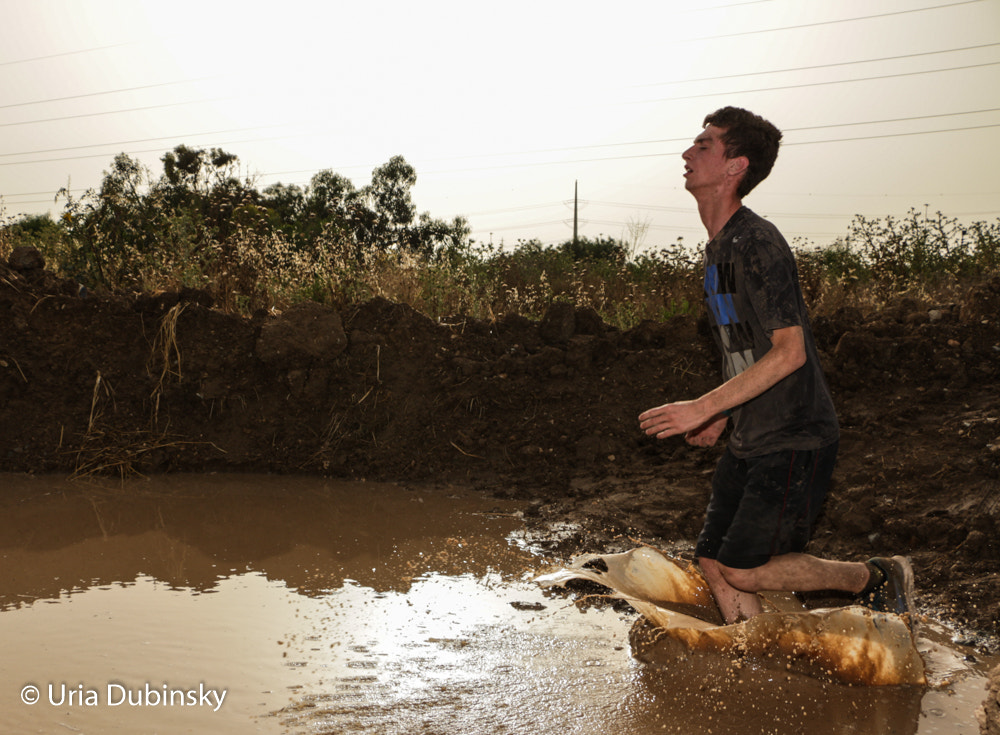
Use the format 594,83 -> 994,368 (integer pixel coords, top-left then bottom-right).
0,473 -> 994,734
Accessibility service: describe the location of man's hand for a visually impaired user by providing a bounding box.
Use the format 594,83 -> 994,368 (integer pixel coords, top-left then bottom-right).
685,414 -> 729,447
639,399 -> 717,440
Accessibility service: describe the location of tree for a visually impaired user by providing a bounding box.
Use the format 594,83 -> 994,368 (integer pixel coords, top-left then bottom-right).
50,145 -> 474,293
558,234 -> 627,263
407,213 -> 471,257
0,213 -> 65,261
299,170 -> 361,252
160,145 -> 239,196
359,155 -> 417,250
154,145 -> 254,248
261,182 -> 305,238
58,153 -> 158,285
161,144 -> 205,192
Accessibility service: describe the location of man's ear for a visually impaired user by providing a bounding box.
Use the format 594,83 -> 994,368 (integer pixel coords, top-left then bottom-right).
727,156 -> 749,177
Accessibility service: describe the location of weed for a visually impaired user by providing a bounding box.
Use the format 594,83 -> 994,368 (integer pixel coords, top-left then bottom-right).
148,303 -> 187,426
1,149 -> 998,327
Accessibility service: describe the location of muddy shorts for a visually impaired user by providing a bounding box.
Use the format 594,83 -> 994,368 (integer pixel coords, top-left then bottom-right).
694,441 -> 838,570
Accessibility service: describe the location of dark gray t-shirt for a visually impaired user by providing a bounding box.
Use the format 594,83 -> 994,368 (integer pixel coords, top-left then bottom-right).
703,207 -> 839,457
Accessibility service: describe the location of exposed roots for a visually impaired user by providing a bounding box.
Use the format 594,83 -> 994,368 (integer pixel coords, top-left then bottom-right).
87,371 -> 115,434
148,302 -> 187,426
74,363 -> 222,479
71,427 -> 223,481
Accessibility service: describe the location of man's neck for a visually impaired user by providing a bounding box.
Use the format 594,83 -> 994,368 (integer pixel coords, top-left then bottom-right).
695,194 -> 743,240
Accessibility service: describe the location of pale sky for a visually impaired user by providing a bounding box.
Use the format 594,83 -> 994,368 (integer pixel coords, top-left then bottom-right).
2,0 -> 998,251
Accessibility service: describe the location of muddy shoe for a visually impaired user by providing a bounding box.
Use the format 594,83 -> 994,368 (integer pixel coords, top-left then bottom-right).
858,556 -> 915,615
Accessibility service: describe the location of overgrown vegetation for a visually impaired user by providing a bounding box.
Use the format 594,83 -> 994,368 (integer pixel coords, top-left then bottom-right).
2,146 -> 999,327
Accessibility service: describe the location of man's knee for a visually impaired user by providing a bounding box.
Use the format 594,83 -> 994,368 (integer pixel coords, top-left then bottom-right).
697,556 -> 723,581
698,556 -> 766,593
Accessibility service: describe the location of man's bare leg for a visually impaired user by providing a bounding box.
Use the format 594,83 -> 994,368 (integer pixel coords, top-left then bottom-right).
699,553 -> 871,624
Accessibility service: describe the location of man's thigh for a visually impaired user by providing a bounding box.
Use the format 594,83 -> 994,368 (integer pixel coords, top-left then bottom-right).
696,442 -> 838,569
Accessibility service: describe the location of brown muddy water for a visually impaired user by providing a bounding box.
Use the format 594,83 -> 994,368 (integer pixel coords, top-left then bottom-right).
0,473 -> 993,735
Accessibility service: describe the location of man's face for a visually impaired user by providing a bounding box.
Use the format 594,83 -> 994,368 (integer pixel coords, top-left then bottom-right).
682,125 -> 733,195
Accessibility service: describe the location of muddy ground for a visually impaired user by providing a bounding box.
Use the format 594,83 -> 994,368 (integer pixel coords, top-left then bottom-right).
2,251 -> 999,656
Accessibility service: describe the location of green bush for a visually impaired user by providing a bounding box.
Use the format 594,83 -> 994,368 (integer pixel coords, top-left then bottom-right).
3,147 -> 999,326
845,209 -> 996,294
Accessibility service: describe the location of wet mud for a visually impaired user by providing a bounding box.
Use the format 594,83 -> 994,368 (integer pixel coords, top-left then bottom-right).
2,259 -> 1000,731
0,474 -> 994,735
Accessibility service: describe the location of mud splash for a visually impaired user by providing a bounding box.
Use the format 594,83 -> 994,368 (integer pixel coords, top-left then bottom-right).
0,474 -> 993,734
536,547 -> 926,686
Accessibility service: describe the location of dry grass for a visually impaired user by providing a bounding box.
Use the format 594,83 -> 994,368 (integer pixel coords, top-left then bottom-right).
148,303 -> 187,425
66,321 -> 226,480
7,199 -> 999,330
71,428 -> 216,481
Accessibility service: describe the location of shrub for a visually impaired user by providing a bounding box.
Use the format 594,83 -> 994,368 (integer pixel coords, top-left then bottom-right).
3,147 -> 999,327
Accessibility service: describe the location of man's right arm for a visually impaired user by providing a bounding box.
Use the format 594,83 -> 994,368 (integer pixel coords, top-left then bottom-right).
639,325 -> 805,441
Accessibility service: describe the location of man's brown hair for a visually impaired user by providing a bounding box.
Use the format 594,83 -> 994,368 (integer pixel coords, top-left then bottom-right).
703,107 -> 782,198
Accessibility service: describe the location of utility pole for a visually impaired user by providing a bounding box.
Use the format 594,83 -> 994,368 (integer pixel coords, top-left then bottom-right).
573,180 -> 578,247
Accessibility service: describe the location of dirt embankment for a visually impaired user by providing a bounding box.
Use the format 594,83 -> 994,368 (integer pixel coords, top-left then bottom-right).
1,251 -> 999,648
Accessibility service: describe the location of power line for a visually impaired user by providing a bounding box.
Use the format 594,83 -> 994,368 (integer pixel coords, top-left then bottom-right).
3,67 -> 993,175
673,0 -> 778,11
574,218 -> 705,234
0,128 -> 323,169
0,33 -> 993,146
635,41 -> 1000,89
410,120 -> 1000,175
687,0 -> 983,41
789,107 -> 1000,133
635,59 -> 1000,106
0,42 -> 131,67
473,218 -> 573,233
264,107 -> 1000,181
785,121 -> 1000,146
2,105 -> 995,175
0,41 -> 993,167
0,95 -> 242,129
0,2 -> 970,70
579,200 -> 690,215
323,113 -> 1000,178
2,2 -> 995,228
4,36 -> 990,137
0,76 -> 224,111
2,116 -> 997,189
0,122 -> 295,159
760,189 -> 1000,200
3,109 -> 998,199
460,202 -> 568,217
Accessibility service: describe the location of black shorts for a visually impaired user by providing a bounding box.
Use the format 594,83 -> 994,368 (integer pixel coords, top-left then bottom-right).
694,441 -> 838,570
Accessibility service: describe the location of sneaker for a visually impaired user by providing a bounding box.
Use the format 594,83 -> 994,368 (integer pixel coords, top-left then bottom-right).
858,556 -> 915,615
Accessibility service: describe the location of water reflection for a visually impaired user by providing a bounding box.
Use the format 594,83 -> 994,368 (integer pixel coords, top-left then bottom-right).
0,473 -> 527,605
0,473 -> 991,735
